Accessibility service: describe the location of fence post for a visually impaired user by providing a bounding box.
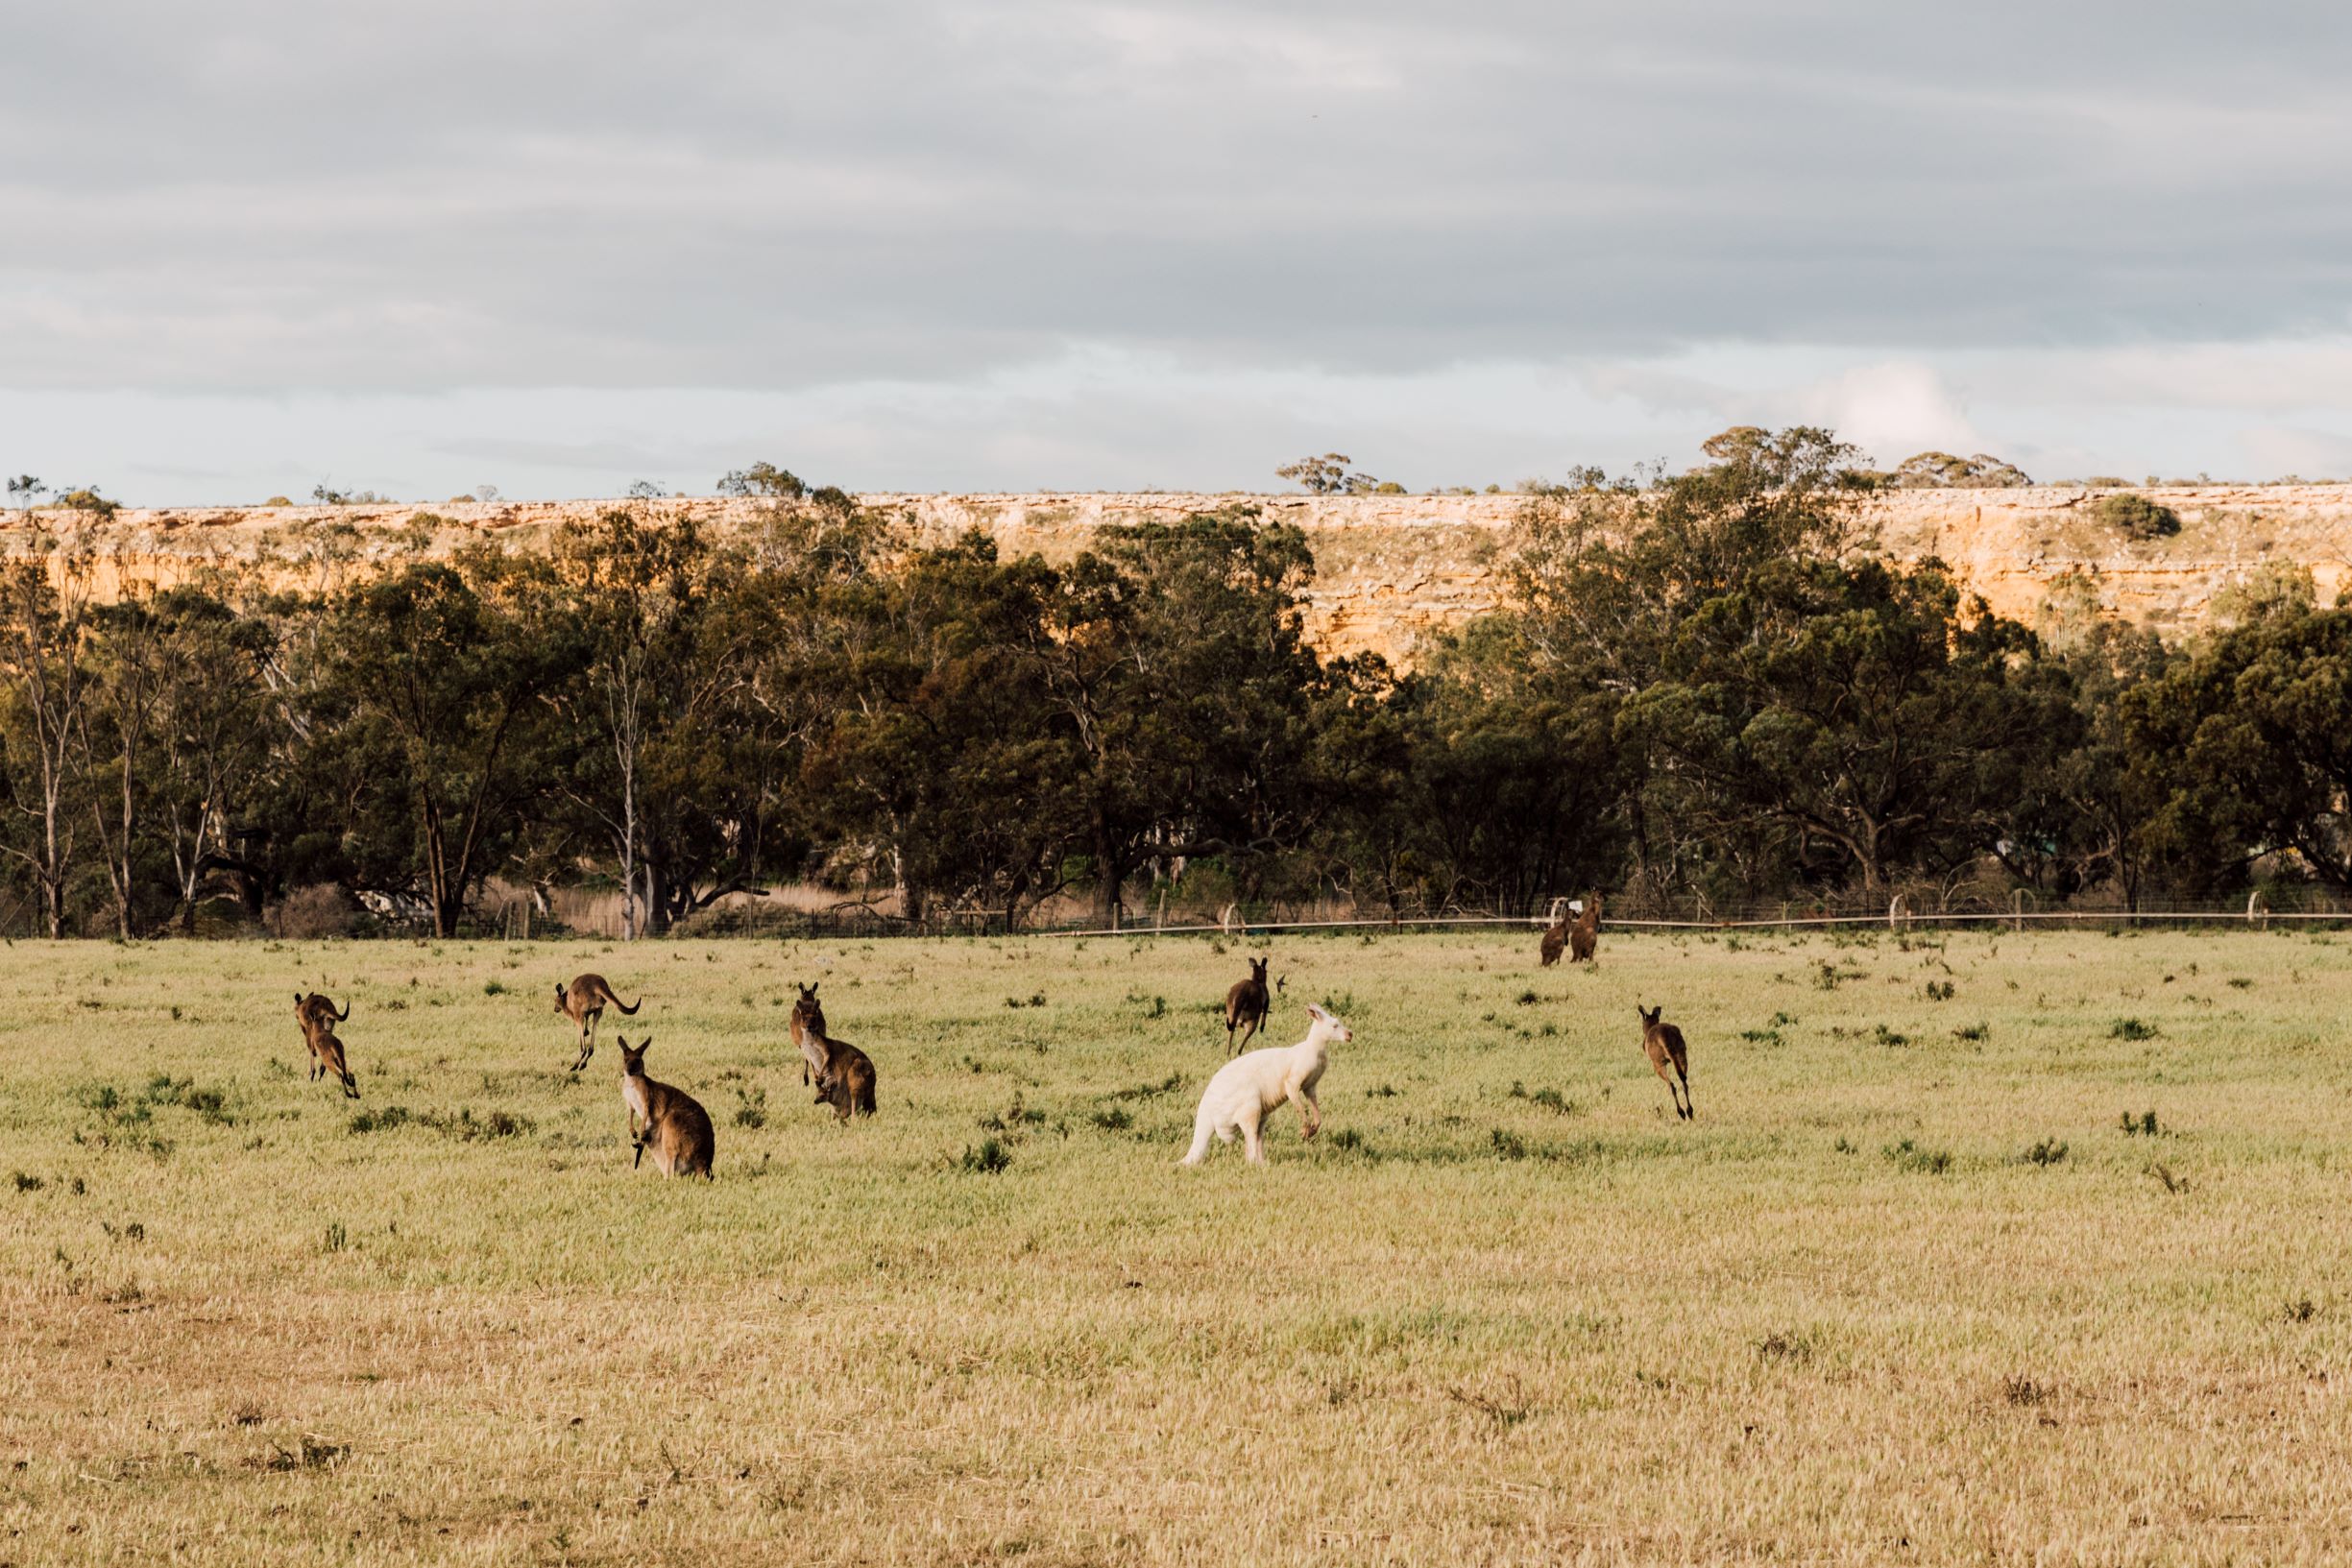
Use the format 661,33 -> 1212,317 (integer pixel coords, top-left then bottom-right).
2014,888 -> 2025,933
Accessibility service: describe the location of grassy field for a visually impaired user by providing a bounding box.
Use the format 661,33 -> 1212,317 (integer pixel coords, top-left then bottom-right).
2,927 -> 2349,1564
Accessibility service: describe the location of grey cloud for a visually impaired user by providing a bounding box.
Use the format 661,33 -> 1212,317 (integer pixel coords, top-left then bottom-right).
9,1 -> 2352,397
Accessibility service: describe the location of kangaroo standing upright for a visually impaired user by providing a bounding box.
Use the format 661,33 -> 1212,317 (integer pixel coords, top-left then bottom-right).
555,974 -> 640,1073
1539,903 -> 1573,967
617,1037 -> 715,1178
1182,1003 -> 1351,1166
1637,1004 -> 1693,1120
788,982 -> 829,1085
1568,893 -> 1603,964
1224,956 -> 1272,1054
292,993 -> 359,1099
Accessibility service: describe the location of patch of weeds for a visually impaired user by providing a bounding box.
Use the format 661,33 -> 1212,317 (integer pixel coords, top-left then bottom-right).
1143,995 -> 1167,1020
1091,1106 -> 1133,1132
1109,1072 -> 1184,1102
1952,1022 -> 1989,1042
1756,1330 -> 1816,1364
1738,1027 -> 1782,1047
733,1088 -> 767,1129
323,1222 -> 348,1253
482,979 -> 507,996
1490,1128 -> 1530,1161
348,1105 -> 413,1135
2282,1297 -> 2319,1323
957,1139 -> 1012,1174
1771,1011 -> 1797,1026
2110,1018 -> 2160,1041
1883,1138 -> 1952,1175
2120,1110 -> 2160,1137
2227,977 -> 2253,990
1506,1081 -> 1575,1114
979,1092 -> 1047,1134
2147,1162 -> 2190,1194
1924,980 -> 1955,1001
11,1170 -> 44,1193
2019,1138 -> 2069,1167
1514,990 -> 1539,1006
1832,1136 -> 1857,1155
1325,1127 -> 1372,1158
2001,1375 -> 2050,1407
1445,1375 -> 1537,1430
1366,1083 -> 1399,1098
1873,1025 -> 1909,1048
255,1435 -> 347,1473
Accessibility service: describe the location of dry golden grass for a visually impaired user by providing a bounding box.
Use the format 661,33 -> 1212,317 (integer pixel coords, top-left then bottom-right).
2,927 -> 2349,1563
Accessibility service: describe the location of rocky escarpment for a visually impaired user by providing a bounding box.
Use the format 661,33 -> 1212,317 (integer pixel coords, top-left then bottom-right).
4,485 -> 2348,664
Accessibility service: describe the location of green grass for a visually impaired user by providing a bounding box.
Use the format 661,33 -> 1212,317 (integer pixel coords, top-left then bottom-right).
2,929 -> 2349,1561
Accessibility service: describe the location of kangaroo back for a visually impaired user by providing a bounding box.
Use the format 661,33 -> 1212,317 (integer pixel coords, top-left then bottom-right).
812,1038 -> 878,1122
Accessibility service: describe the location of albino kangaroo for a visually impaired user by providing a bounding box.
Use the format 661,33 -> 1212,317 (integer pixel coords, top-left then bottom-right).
617,1037 -> 715,1178
1568,894 -> 1603,964
788,982 -> 829,1085
555,974 -> 640,1073
1224,956 -> 1272,1054
1638,1004 -> 1693,1120
1182,1002 -> 1351,1167
291,993 -> 358,1098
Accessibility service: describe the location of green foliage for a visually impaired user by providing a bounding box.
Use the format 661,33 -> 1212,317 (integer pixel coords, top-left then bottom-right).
2096,493 -> 2181,539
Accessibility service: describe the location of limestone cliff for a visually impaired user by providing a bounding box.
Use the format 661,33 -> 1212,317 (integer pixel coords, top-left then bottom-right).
6,485 -> 2348,664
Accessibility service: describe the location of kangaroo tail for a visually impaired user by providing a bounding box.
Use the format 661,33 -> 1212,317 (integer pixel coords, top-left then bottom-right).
616,995 -> 642,1015
1180,1111 -> 1214,1167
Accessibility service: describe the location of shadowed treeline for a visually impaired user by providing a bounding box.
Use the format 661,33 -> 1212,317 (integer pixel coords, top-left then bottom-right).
2,428 -> 2347,939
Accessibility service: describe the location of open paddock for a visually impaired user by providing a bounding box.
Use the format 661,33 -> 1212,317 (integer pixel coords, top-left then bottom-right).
2,929 -> 2348,1563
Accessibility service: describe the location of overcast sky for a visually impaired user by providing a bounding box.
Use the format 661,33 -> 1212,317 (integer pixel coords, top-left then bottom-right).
8,2 -> 2350,503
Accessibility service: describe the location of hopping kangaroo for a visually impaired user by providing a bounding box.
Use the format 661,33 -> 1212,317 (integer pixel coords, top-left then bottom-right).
1182,1002 -> 1351,1167
788,982 -> 829,1085
1224,956 -> 1272,1054
617,1037 -> 715,1178
292,993 -> 358,1099
1637,1004 -> 1693,1121
1568,893 -> 1603,963
555,974 -> 640,1073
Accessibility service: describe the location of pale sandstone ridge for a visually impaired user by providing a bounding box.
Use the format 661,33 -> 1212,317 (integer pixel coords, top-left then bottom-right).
5,485 -> 2350,664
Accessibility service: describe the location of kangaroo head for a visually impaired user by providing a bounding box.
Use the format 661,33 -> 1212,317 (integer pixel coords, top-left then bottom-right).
552,981 -> 570,1013
797,981 -> 818,1001
1638,1004 -> 1661,1027
1250,957 -> 1269,981
618,1036 -> 649,1074
1305,1002 -> 1352,1044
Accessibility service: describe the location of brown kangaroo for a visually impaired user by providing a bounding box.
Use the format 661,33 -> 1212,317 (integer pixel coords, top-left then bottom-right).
811,1033 -> 878,1122
292,993 -> 359,1098
1637,1004 -> 1693,1121
1539,905 -> 1571,967
556,974 -> 640,1073
788,982 -> 829,1085
1568,894 -> 1603,964
617,1037 -> 715,1178
1224,956 -> 1272,1054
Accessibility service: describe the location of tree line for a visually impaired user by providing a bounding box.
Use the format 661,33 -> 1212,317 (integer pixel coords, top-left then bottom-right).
3,427 -> 2347,939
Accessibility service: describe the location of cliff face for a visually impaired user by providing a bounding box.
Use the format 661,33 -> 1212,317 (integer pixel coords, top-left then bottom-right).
6,485 -> 2349,663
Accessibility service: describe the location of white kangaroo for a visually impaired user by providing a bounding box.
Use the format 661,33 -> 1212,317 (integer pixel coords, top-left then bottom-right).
1180,1002 -> 1351,1167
